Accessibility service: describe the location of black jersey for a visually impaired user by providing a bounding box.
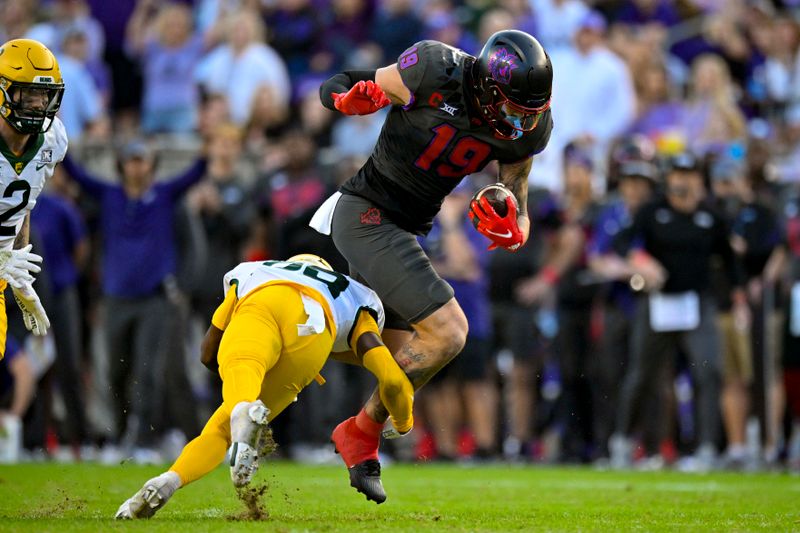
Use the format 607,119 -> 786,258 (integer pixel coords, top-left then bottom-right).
340,40 -> 553,235
630,197 -> 744,294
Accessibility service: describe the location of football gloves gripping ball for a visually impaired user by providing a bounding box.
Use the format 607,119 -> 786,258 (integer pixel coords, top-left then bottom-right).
469,195 -> 524,251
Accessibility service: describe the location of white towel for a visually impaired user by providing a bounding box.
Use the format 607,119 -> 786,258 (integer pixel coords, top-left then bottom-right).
309,191 -> 342,236
297,294 -> 326,336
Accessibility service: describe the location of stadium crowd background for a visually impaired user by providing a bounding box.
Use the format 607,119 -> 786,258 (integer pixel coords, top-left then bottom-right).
1,0 -> 800,472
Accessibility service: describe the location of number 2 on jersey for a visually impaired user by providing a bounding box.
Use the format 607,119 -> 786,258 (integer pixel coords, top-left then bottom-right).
414,124 -> 491,178
0,181 -> 31,236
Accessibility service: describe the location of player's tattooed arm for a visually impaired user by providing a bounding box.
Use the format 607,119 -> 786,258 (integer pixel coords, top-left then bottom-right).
498,157 -> 533,244
13,214 -> 30,249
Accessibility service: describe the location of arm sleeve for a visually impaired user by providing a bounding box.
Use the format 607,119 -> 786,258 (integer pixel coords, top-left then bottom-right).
319,70 -> 377,110
60,154 -> 111,198
211,282 -> 238,330
349,309 -> 414,434
161,159 -> 208,199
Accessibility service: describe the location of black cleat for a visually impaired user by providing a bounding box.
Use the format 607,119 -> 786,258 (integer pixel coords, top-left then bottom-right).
348,459 -> 386,504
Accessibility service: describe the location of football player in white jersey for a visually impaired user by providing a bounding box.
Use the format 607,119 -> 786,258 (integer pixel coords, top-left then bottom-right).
0,38 -> 68,355
116,254 -> 414,519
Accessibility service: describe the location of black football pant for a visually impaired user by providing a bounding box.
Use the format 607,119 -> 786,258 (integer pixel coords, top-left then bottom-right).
616,294 -> 722,447
105,293 -> 174,448
50,286 -> 90,444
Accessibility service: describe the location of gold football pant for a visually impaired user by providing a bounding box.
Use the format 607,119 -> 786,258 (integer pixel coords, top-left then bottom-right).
0,280 -> 7,360
170,285 -> 332,485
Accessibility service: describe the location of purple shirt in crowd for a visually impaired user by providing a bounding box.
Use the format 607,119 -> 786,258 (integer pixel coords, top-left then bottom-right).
30,194 -> 87,295
86,0 -> 137,50
61,155 -> 207,298
140,35 -> 205,114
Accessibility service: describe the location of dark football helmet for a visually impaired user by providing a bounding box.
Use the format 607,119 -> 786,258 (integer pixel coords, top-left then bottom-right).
472,30 -> 552,140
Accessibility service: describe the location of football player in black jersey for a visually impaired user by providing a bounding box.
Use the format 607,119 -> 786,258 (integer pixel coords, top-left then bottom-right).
313,30 -> 553,502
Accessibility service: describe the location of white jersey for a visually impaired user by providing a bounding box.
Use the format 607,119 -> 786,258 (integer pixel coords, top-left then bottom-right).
0,117 -> 68,251
223,260 -> 385,353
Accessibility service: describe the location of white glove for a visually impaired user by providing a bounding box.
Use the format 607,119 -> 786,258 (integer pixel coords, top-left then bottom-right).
12,283 -> 49,336
0,245 -> 42,289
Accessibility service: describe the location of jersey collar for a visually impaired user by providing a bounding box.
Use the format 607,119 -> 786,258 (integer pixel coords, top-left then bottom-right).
0,132 -> 45,175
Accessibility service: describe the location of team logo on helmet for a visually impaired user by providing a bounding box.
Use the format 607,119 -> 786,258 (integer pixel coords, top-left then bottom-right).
487,48 -> 518,85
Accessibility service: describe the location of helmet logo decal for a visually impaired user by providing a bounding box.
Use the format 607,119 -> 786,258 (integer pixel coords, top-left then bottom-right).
488,48 -> 518,84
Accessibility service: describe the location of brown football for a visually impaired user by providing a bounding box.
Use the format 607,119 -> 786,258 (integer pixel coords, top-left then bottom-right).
471,183 -> 518,221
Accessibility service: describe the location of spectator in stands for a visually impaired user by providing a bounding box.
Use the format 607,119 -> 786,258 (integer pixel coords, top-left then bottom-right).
126,1 -> 214,134
0,0 -> 36,43
261,128 -> 326,228
196,8 -> 290,126
541,10 -> 636,191
755,15 -> 800,123
611,152 -> 746,471
490,176 -> 583,461
476,9 -> 516,45
421,181 -> 497,461
317,0 -> 375,71
370,0 -> 422,63
710,154 -> 783,468
58,26 -> 107,141
28,0 -> 105,61
297,86 -> 335,147
554,142 -> 603,462
30,167 -> 92,457
186,123 -> 254,324
587,135 -> 659,461
530,0 -> 590,51
330,110 -> 386,161
264,0 -> 322,81
61,141 -> 207,464
780,187 -> 800,471
681,54 -> 747,155
422,11 -> 479,55
84,0 -> 140,133
197,92 -> 231,140
628,60 -> 685,150
615,0 -> 680,28
495,0 -> 537,37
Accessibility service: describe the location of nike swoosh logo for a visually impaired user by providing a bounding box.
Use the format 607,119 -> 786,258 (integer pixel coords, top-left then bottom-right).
36,163 -> 46,171
486,229 -> 512,238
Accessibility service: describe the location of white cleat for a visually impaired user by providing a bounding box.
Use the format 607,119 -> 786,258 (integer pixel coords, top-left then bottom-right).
115,472 -> 180,520
229,400 -> 271,488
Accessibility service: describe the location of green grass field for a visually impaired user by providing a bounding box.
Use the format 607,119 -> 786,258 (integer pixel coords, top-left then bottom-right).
0,462 -> 797,532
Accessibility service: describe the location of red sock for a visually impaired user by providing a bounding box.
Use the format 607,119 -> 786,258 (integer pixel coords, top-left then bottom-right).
355,408 -> 384,439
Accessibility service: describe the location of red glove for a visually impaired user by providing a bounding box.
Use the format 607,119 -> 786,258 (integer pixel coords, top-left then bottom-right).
469,196 -> 524,251
332,80 -> 391,115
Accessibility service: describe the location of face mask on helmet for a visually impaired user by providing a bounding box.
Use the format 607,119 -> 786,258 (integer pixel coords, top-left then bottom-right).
485,84 -> 550,140
0,79 -> 64,134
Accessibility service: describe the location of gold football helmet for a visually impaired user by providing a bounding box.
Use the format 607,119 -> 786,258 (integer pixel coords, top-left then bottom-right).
0,39 -> 64,134
287,254 -> 333,271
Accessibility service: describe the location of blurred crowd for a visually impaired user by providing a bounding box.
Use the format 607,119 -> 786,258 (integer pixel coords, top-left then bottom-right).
1,0 -> 800,473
